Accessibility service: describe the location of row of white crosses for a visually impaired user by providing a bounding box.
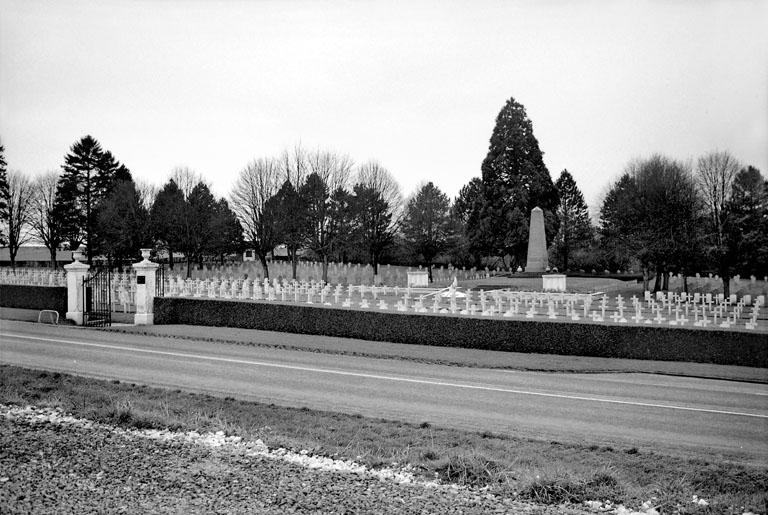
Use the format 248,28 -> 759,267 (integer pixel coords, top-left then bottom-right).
110,272 -> 137,313
0,268 -> 67,287
639,290 -> 765,329
172,261 -> 491,288
158,271 -> 765,331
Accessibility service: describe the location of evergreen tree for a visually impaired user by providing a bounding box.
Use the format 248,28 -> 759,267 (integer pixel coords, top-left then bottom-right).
727,166 -> 767,277
53,135 -> 131,262
552,169 -> 593,271
471,97 -> 559,267
352,161 -> 402,272
209,198 -> 244,264
600,173 -> 640,272
0,144 -> 8,246
269,180 -> 308,280
180,182 -> 217,276
453,177 -> 487,267
401,182 -> 453,281
149,179 -> 186,269
327,187 -> 355,264
96,180 -> 150,265
351,183 -> 396,275
300,172 -> 334,282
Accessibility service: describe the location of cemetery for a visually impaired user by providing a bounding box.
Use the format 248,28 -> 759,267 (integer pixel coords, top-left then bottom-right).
2,257 -> 766,334
152,265 -> 768,333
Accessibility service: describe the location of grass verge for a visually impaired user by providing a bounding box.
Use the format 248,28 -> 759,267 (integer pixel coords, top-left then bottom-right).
1,364 -> 765,514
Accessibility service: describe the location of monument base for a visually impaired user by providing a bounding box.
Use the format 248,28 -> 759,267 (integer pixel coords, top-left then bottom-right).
542,274 -> 567,292
134,313 -> 154,326
407,271 -> 429,287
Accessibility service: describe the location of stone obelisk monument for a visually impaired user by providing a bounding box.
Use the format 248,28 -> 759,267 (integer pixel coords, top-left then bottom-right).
525,206 -> 548,273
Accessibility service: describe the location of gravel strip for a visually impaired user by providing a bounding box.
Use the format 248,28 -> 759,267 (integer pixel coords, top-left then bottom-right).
1,405 -> 592,514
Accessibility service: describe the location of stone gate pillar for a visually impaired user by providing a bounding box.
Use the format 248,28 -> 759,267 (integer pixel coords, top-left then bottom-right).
133,248 -> 159,325
64,247 -> 90,325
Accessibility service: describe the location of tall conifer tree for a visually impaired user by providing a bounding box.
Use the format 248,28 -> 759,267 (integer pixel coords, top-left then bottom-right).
552,169 -> 592,270
401,182 -> 453,282
53,135 -> 131,262
149,179 -> 186,269
472,97 -> 559,267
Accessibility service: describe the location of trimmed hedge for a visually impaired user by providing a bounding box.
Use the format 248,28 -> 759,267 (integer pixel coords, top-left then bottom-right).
0,284 -> 67,316
155,297 -> 768,368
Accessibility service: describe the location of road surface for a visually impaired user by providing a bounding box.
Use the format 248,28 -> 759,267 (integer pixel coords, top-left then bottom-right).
1,320 -> 766,464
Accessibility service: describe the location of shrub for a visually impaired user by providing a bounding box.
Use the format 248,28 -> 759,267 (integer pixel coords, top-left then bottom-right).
0,285 -> 67,316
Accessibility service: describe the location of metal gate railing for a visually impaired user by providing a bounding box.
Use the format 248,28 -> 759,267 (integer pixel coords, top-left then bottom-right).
83,267 -> 112,327
155,264 -> 165,297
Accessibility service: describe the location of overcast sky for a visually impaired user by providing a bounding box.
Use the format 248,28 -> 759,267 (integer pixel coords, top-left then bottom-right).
1,0 -> 766,213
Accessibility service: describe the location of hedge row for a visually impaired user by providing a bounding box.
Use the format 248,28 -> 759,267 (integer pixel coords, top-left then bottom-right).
155,297 -> 768,368
154,297 -> 768,368
0,284 -> 68,316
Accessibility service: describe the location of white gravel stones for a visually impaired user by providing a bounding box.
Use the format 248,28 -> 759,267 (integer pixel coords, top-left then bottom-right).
3,403 -> 722,515
2,404 -> 432,488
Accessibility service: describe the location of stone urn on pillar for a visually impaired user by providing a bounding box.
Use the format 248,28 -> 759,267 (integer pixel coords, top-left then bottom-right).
64,245 -> 90,325
133,248 -> 159,325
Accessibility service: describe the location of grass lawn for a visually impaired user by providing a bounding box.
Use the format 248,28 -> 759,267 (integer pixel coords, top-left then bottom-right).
1,364 -> 765,514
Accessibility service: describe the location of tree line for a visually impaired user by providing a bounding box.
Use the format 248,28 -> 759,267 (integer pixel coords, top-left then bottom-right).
1,96 -> 766,294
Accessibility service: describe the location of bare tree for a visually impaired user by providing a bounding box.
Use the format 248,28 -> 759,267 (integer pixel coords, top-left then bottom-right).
230,157 -> 281,279
354,160 -> 403,221
30,171 -> 63,268
135,178 -> 159,210
697,151 -> 740,246
306,148 -> 353,193
170,166 -> 207,199
696,150 -> 742,296
280,144 -> 309,188
1,171 -> 34,268
351,161 -> 403,273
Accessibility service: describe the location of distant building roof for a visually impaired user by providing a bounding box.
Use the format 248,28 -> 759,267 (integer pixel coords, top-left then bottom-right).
0,246 -> 72,263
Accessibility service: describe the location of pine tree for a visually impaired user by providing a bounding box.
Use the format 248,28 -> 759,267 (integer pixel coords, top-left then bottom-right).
209,198 -> 243,264
269,180 -> 308,280
300,172 -> 334,282
453,177 -> 486,267
472,97 -> 559,267
53,135 -> 131,262
727,166 -> 767,277
180,182 -> 217,276
150,179 -> 186,269
351,183 -> 395,275
401,182 -> 453,281
95,179 -> 150,264
552,169 -> 592,271
327,187 -> 355,264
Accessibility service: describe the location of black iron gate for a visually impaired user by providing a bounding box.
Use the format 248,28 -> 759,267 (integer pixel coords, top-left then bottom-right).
155,264 -> 165,297
83,267 -> 112,327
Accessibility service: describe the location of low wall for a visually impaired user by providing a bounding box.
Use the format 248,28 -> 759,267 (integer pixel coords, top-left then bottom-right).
154,297 -> 767,368
0,285 -> 67,316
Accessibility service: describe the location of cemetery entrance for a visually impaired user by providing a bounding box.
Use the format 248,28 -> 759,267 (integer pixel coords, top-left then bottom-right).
83,266 -> 112,327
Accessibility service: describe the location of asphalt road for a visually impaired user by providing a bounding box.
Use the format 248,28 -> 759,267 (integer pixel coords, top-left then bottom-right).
1,320 -> 766,464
